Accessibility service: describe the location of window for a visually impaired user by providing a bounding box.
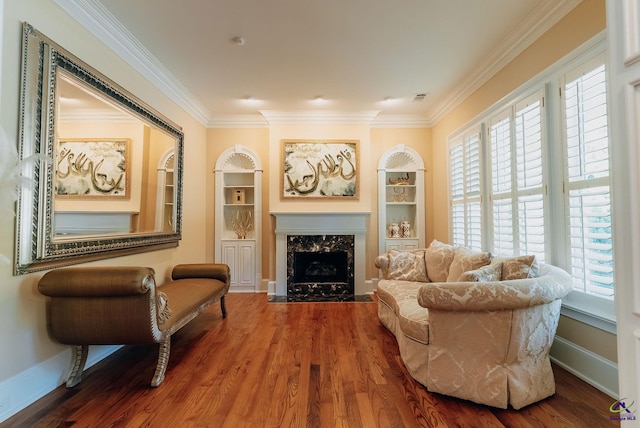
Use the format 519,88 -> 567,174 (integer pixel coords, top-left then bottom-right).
488,90 -> 546,261
447,39 -> 614,325
449,130 -> 482,251
561,53 -> 613,299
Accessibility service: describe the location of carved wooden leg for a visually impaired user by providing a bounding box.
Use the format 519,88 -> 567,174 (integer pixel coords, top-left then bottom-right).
220,295 -> 227,318
66,345 -> 88,388
151,337 -> 171,387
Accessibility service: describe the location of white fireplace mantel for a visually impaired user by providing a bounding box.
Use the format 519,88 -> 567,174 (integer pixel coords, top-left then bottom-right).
270,211 -> 371,297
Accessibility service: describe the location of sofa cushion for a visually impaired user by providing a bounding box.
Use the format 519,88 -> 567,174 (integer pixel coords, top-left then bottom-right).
397,299 -> 429,344
494,255 -> 539,280
458,262 -> 503,282
376,279 -> 423,315
446,247 -> 492,282
424,240 -> 457,282
387,249 -> 428,282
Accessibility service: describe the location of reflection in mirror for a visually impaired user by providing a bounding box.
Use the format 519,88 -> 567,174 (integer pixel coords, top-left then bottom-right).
54,72 -> 176,237
15,23 -> 184,274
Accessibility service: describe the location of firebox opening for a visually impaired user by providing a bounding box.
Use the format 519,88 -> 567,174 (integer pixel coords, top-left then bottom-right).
293,251 -> 348,284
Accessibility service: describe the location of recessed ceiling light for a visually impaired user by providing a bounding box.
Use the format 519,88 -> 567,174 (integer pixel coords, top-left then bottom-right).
241,95 -> 261,105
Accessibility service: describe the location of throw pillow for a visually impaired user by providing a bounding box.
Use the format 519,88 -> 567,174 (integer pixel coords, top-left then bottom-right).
424,239 -> 457,282
446,247 -> 492,282
458,262 -> 503,282
387,249 -> 428,282
495,255 -> 539,280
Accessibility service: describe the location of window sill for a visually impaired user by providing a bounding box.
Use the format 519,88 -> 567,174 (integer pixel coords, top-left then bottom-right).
561,297 -> 617,334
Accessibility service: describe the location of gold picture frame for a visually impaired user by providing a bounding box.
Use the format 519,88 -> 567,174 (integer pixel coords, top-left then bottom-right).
55,138 -> 130,199
281,139 -> 359,200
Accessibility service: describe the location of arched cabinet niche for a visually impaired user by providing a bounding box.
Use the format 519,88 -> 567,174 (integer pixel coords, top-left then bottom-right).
155,150 -> 175,231
377,145 -> 426,257
214,146 -> 262,292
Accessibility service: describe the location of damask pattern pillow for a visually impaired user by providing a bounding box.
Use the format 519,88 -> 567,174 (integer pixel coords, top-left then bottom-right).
495,255 -> 539,280
458,262 -> 503,282
424,240 -> 457,282
387,249 -> 428,282
446,247 -> 492,282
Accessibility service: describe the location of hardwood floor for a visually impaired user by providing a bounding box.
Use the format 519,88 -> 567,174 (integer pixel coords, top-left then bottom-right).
4,294 -> 617,427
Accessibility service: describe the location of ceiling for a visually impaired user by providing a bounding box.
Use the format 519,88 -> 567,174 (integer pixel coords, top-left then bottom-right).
59,0 -> 581,127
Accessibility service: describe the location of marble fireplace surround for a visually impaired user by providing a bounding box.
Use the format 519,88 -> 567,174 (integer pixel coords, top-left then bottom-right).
271,212 -> 370,297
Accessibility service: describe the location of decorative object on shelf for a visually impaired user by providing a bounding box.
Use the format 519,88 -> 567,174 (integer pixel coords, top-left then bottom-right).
389,222 -> 400,238
400,220 -> 411,238
282,139 -> 359,199
388,173 -> 410,185
393,187 -> 407,202
232,188 -> 245,204
231,209 -> 253,239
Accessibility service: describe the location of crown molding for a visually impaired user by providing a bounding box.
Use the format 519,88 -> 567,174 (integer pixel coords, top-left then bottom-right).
428,0 -> 583,125
370,114 -> 432,129
59,110 -> 137,124
53,0 -> 211,126
208,114 -> 269,129
259,110 -> 381,125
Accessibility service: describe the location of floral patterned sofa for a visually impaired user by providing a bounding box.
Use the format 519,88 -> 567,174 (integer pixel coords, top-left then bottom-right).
374,240 -> 573,409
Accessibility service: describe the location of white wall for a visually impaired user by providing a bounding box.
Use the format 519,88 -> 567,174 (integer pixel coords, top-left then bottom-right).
0,0 -> 208,421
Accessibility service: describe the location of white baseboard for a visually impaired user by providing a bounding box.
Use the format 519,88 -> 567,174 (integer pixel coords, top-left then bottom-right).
267,281 -> 276,295
0,345 -> 120,423
551,336 -> 618,398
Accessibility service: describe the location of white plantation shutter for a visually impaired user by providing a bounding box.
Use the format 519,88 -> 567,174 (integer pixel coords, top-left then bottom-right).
489,90 -> 546,261
563,55 -> 614,299
449,131 -> 482,250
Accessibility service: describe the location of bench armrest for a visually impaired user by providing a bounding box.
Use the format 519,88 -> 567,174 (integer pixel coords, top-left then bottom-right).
38,266 -> 155,297
171,263 -> 230,285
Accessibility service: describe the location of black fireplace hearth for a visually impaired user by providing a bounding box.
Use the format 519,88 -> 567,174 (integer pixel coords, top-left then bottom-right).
285,235 -> 355,302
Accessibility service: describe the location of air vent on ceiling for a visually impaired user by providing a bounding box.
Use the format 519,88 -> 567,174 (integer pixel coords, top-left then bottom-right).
413,93 -> 428,102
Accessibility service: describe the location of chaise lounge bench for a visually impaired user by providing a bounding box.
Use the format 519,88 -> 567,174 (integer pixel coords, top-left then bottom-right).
37,263 -> 230,387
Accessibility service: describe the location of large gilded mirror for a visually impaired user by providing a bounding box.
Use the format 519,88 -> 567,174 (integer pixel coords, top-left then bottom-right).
15,23 -> 184,274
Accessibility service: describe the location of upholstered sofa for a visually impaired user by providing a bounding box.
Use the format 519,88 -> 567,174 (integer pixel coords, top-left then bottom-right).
38,263 -> 230,387
374,240 -> 573,409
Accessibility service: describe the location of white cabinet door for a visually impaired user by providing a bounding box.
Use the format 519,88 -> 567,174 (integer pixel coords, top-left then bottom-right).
237,241 -> 255,289
385,239 -> 419,252
222,240 -> 255,291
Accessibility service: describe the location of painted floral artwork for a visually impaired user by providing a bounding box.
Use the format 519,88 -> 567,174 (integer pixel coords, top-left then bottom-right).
55,139 -> 129,198
282,140 -> 358,199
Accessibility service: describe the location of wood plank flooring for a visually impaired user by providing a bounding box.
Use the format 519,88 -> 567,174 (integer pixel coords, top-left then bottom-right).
3,293 -> 618,427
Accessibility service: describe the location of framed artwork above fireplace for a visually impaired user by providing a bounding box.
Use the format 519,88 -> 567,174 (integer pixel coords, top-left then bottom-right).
281,139 -> 359,199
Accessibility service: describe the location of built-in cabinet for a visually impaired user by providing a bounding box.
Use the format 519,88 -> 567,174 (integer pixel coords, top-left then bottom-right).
377,145 -> 425,256
155,150 -> 175,232
214,145 -> 262,292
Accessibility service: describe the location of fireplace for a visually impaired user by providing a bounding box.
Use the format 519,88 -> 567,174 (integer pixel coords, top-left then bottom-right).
293,251 -> 348,284
271,211 -> 371,298
287,235 -> 354,301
